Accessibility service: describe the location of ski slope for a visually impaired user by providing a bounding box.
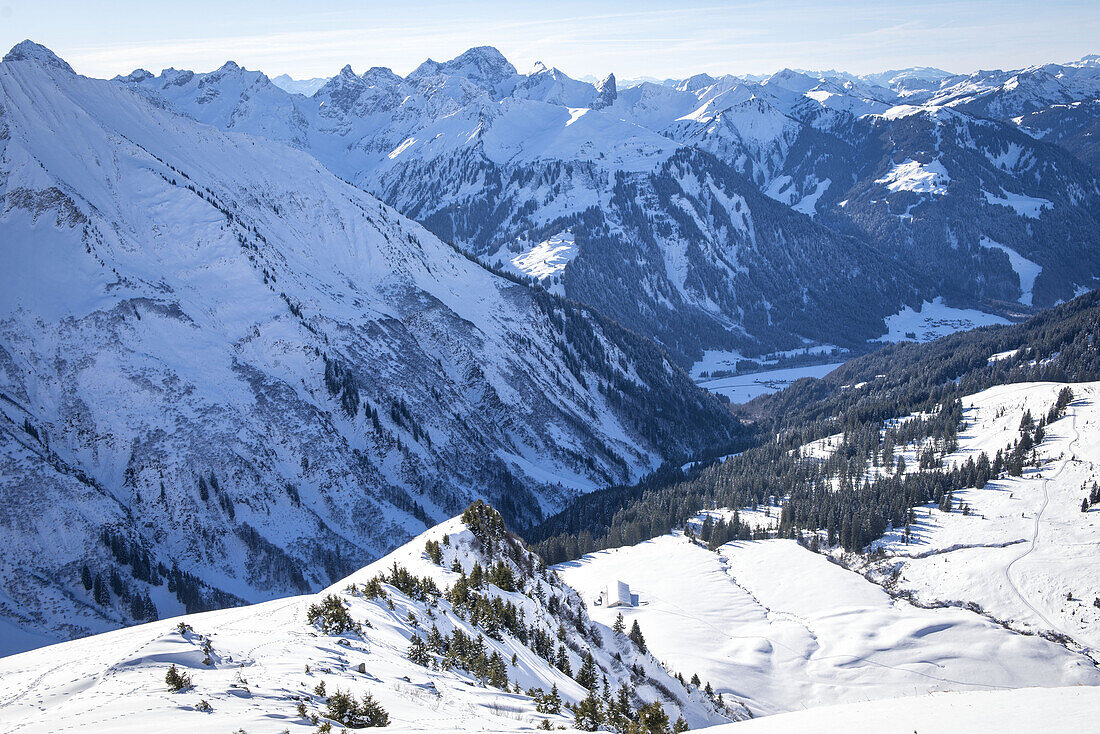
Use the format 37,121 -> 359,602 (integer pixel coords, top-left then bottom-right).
558,533 -> 1098,718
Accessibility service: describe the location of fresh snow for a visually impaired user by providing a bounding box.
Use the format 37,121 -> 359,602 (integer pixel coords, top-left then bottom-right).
877,298 -> 1010,343
705,686 -> 1100,734
0,515 -> 733,731
558,533 -> 1098,718
488,231 -> 577,285
983,189 -> 1053,218
866,381 -> 1100,654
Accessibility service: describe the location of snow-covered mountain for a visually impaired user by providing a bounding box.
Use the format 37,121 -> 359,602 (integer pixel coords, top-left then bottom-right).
0,42 -> 740,653
113,46 -> 1100,371
0,503 -> 739,731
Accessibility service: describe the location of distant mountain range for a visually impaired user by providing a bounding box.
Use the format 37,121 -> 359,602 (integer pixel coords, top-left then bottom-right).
113,47 -> 1100,368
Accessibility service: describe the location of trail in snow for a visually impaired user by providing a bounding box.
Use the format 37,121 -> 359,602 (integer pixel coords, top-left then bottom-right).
1003,411 -> 1078,636
866,381 -> 1100,654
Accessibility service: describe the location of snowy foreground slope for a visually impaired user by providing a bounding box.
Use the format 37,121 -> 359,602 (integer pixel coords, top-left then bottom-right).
0,505 -> 735,732
705,686 -> 1100,734
0,43 -> 737,652
558,379 -> 1100,719
862,381 -> 1100,654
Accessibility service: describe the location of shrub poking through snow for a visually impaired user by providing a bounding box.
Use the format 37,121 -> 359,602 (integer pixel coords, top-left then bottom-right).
165,664 -> 191,691
306,594 -> 360,635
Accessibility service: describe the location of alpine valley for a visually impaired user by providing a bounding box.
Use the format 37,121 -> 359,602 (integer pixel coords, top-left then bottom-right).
2,34 -> 1100,734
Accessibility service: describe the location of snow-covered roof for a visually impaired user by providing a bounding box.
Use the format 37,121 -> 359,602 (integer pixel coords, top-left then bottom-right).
608,580 -> 634,607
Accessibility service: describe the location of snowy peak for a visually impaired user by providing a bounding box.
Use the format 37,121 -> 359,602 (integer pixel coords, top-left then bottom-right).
409,45 -> 518,96
593,72 -> 617,109
270,72 -> 330,96
362,65 -> 403,87
2,40 -> 74,73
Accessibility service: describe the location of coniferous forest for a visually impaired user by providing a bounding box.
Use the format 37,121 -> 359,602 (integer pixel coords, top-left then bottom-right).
527,291 -> 1100,564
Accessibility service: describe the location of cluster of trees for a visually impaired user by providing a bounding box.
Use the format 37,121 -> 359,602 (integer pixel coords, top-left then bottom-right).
320,688 -> 390,729
306,594 -> 361,635
94,526 -> 242,620
407,626 -> 510,688
1083,483 -> 1100,513
566,678 -> 688,733
691,512 -> 766,550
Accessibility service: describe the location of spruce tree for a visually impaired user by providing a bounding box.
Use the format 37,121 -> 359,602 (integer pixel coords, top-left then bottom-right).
628,619 -> 647,652
576,652 -> 597,690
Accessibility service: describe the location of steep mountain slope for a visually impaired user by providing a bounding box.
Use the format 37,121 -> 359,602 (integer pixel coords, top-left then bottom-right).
806,107 -> 1100,307
117,52 -> 923,365
0,504 -> 739,732
0,42 -> 739,653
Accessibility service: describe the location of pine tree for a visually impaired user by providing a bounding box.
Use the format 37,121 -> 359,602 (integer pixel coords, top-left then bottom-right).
612,612 -> 625,634
638,700 -> 669,734
628,619 -> 647,652
573,690 -> 605,731
165,663 -> 191,691
576,652 -> 597,690
80,565 -> 93,591
407,634 -> 431,666
93,574 -> 110,605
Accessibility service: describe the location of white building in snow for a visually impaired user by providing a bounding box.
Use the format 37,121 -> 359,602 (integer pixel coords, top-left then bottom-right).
600,580 -> 637,608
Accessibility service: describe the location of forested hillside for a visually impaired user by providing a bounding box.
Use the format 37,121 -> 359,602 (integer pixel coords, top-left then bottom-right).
528,290 -> 1100,563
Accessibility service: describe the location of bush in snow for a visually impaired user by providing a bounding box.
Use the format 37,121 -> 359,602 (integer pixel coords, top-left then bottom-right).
164,664 -> 191,691
306,594 -> 360,635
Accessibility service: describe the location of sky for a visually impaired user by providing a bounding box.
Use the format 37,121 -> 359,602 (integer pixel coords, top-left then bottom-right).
1,0 -> 1097,82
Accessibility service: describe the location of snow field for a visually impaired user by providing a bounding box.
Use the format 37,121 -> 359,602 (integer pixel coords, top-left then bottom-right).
0,516 -> 731,732
697,362 -> 845,403
558,532 -> 1098,719
868,381 -> 1100,654
877,297 -> 1010,343
704,685 -> 1100,734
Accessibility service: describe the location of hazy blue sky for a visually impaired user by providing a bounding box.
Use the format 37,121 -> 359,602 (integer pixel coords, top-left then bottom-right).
2,0 -> 1097,81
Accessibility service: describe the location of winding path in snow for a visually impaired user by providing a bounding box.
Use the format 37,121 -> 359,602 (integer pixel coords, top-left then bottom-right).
1002,411 -> 1078,637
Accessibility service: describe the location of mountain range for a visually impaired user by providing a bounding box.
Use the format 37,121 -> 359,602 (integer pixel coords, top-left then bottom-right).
3,38 -> 1100,655
0,41 -> 737,651
115,47 -> 1100,367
